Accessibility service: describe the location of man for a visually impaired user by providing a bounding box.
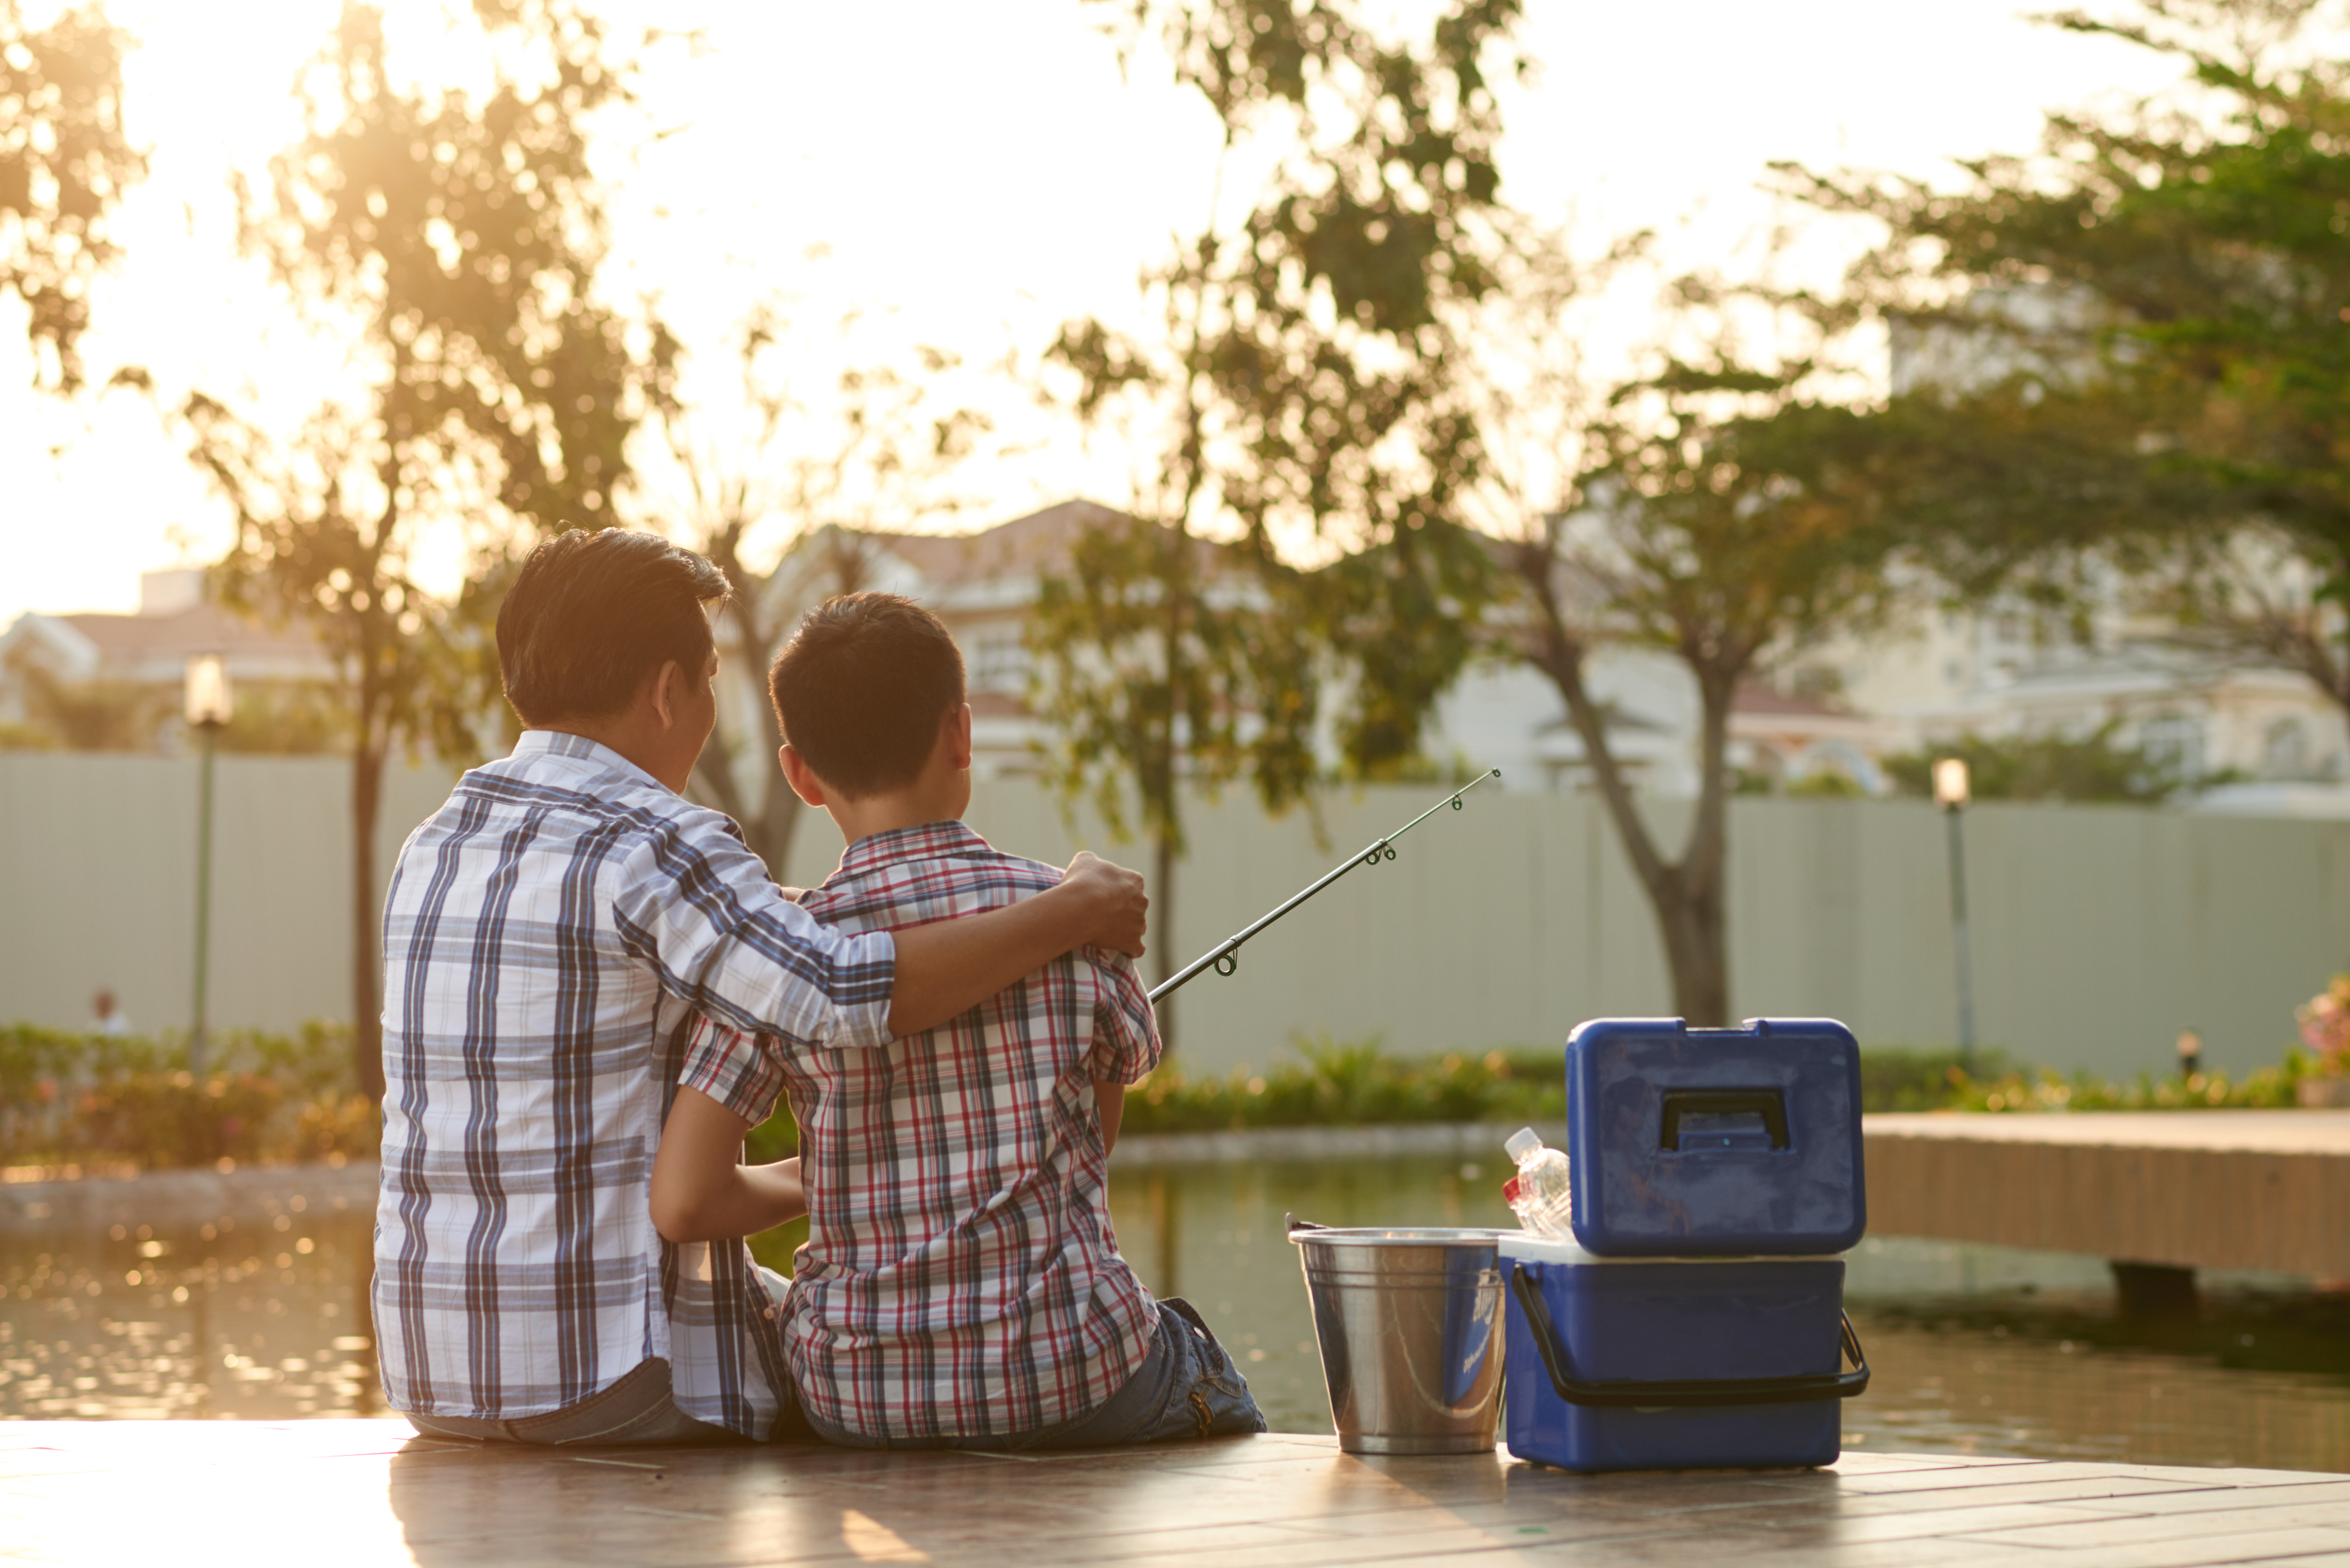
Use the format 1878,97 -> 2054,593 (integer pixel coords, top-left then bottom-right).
375,529 -> 1145,1446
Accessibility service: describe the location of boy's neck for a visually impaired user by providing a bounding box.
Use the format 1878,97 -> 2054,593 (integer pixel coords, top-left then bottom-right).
825,774 -> 970,847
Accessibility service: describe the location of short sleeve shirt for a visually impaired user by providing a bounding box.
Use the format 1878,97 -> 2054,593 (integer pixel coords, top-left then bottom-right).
682,819 -> 1163,1440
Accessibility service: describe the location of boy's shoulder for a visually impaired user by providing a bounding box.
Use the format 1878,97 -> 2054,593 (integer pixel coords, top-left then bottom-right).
801,823 -> 1063,928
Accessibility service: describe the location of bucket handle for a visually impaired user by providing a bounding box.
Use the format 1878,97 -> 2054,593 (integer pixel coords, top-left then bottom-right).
1507,1263 -> 1871,1408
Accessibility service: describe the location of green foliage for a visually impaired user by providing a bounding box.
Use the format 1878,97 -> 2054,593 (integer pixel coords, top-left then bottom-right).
1034,0 -> 1524,923
1785,768 -> 1866,798
1856,1046 -> 2007,1112
1948,1052 -> 2310,1113
0,662 -> 169,751
1880,722 -> 2200,804
0,0 -> 141,390
0,1021 -> 378,1168
1121,1035 -> 1563,1134
1854,1042 -> 2310,1114
742,1100 -> 799,1165
1789,0 -> 2350,711
183,1 -> 678,1096
215,683 -> 355,755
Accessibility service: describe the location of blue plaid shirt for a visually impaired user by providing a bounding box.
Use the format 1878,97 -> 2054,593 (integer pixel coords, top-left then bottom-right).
372,730 -> 896,1435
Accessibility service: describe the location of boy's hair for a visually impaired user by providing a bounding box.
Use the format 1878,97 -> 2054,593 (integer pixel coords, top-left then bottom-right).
497,529 -> 730,724
770,592 -> 965,799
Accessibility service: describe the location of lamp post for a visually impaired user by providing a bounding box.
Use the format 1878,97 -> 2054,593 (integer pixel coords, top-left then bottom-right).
185,654 -> 232,1078
1933,757 -> 1977,1073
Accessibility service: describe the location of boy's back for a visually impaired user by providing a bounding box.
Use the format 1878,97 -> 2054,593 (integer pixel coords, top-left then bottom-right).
684,819 -> 1162,1442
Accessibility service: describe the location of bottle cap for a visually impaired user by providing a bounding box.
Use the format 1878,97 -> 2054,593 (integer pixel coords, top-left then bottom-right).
1503,1127 -> 1542,1162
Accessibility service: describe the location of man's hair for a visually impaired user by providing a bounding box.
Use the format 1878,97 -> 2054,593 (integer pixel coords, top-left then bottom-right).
497,529 -> 731,724
770,592 -> 965,799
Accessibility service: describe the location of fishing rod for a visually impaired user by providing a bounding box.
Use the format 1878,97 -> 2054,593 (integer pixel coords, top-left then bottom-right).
1148,768 -> 1503,1004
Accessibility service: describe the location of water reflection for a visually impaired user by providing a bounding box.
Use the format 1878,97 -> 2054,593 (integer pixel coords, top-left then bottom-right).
0,1207 -> 379,1419
5,1154 -> 2346,1476
1100,1156 -> 2350,1473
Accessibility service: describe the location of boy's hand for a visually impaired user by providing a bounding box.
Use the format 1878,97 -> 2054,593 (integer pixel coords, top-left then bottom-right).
1063,852 -> 1147,958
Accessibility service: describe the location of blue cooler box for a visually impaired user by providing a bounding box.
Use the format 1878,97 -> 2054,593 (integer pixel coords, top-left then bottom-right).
1500,1018 -> 1871,1472
1501,1235 -> 1861,1471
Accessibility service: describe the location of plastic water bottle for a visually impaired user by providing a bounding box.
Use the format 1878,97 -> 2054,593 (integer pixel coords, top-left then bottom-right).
1503,1126 -> 1574,1238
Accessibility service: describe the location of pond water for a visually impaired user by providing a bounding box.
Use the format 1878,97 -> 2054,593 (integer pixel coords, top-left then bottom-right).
5,1154 -> 2348,1472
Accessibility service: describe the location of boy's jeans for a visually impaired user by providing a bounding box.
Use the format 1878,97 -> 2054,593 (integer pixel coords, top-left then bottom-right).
800,1296 -> 1267,1451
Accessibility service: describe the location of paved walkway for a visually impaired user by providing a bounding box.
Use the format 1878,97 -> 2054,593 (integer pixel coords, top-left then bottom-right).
5,1421 -> 2349,1566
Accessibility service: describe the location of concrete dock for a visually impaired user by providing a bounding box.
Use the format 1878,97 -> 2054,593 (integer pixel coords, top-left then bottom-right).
7,1421 -> 2350,1567
1865,1111 -> 2350,1285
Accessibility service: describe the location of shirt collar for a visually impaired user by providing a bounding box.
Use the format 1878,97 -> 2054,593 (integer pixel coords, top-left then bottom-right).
509,728 -> 669,793
832,820 -> 994,881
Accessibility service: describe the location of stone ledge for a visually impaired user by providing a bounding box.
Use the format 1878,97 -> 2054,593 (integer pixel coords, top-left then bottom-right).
0,1159 -> 381,1234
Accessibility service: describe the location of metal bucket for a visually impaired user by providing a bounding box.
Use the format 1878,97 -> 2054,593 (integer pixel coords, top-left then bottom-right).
1288,1222 -> 1506,1455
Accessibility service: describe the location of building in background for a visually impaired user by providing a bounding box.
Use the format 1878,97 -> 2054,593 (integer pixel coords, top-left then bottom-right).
0,570 -> 333,752
716,499 -> 1902,800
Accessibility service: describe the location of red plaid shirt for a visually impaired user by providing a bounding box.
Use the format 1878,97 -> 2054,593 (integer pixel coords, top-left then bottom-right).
681,820 -> 1163,1440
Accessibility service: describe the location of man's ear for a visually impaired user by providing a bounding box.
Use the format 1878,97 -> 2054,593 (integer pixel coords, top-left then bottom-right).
647,660 -> 683,730
946,704 -> 973,771
778,743 -> 827,807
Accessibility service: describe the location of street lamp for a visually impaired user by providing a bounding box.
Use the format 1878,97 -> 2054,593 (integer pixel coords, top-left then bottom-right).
185,654 -> 232,1077
1933,757 -> 1977,1073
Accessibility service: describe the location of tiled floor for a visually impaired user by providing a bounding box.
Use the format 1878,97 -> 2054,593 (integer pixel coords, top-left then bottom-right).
5,1423 -> 2349,1566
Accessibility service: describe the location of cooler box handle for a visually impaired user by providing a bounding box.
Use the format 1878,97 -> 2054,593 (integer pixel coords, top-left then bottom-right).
1507,1263 -> 1870,1407
1659,1088 -> 1790,1151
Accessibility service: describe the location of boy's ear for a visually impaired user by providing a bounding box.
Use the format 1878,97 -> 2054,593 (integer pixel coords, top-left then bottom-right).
778,743 -> 827,807
946,704 -> 973,771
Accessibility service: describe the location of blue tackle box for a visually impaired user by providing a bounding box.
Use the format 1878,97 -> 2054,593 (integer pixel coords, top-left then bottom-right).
1500,1018 -> 1871,1472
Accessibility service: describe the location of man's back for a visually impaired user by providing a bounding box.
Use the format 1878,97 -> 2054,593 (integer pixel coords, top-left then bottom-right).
376,730 -> 895,1431
683,819 -> 1163,1441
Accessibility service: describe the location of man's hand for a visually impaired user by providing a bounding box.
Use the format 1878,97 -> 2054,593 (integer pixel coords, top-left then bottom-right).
1063,852 -> 1147,958
885,852 -> 1149,1036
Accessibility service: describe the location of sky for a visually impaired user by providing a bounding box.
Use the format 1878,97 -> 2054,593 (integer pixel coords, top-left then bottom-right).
0,0 -> 2192,628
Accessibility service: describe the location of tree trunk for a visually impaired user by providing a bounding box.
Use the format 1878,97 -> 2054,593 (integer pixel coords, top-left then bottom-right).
1656,876 -> 1729,1026
1153,829 -> 1177,1054
1522,575 -> 1737,1027
351,738 -> 387,1102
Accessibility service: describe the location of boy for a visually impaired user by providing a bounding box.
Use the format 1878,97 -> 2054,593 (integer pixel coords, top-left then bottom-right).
377,531 -> 1147,1446
650,592 -> 1264,1449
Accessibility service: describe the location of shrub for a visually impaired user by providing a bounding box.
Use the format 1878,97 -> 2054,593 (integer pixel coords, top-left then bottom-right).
1121,1036 -> 1564,1136
0,1021 -> 378,1168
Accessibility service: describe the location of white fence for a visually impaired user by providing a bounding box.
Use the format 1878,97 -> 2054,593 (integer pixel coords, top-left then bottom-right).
3,752 -> 2345,1078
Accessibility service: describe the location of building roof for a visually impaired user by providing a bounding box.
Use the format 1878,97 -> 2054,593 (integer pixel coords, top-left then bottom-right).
56,604 -> 324,668
873,499 -> 1128,587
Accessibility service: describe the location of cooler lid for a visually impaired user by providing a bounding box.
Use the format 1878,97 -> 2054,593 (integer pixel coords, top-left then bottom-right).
1565,1017 -> 1866,1257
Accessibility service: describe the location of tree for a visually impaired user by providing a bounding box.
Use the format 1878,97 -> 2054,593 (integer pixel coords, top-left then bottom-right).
0,0 -> 139,390
1880,722 -> 2201,803
1034,0 -> 1522,1033
1788,0 -> 2350,720
185,0 -> 676,1099
1479,276 -> 1910,1023
650,303 -> 993,879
